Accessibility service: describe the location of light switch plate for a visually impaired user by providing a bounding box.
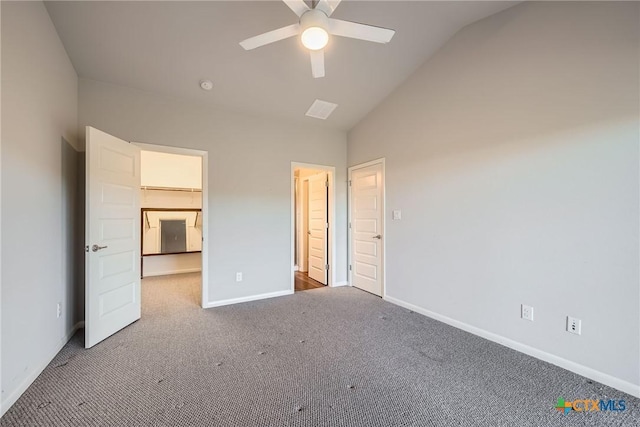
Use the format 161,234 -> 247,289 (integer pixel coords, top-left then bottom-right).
392,210 -> 402,220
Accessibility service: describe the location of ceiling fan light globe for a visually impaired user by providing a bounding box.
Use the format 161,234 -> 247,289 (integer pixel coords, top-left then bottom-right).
301,27 -> 329,50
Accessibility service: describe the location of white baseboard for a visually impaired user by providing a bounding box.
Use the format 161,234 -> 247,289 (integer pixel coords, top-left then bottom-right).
331,281 -> 349,287
1,321 -> 83,417
384,295 -> 640,399
204,289 -> 293,308
143,268 -> 201,277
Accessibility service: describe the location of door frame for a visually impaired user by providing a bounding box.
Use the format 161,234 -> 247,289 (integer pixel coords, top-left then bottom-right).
291,162 -> 336,291
133,142 -> 209,308
348,158 -> 386,298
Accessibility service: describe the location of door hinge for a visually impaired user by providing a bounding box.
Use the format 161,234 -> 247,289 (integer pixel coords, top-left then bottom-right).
325,180 -> 329,188
349,222 -> 351,229
325,264 -> 329,270
326,222 -> 329,229
349,265 -> 352,271
348,180 -> 352,186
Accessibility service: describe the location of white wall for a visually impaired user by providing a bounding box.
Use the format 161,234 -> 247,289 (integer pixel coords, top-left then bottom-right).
1,1 -> 79,414
143,253 -> 202,278
79,79 -> 348,304
141,188 -> 202,209
141,150 -> 202,190
348,2 -> 639,395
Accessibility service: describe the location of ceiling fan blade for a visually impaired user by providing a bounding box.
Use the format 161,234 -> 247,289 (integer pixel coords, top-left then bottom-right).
240,24 -> 300,50
283,0 -> 310,17
315,0 -> 342,17
329,19 -> 395,44
310,50 -> 325,78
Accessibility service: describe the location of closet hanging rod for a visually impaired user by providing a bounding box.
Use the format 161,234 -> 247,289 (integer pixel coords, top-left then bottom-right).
141,186 -> 202,193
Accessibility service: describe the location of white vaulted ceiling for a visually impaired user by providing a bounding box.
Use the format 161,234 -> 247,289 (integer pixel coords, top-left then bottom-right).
45,1 -> 517,130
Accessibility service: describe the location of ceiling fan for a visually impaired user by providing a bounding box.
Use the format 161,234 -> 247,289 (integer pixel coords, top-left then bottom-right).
239,0 -> 395,78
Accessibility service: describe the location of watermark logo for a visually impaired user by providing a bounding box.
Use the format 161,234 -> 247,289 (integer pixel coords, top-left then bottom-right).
555,398 -> 572,415
555,397 -> 626,415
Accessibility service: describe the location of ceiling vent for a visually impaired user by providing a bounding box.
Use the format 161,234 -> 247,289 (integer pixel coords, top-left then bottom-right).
305,99 -> 338,120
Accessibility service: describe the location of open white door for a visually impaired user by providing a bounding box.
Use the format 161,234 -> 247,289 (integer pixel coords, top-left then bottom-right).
307,172 -> 328,284
350,161 -> 384,296
85,127 -> 141,348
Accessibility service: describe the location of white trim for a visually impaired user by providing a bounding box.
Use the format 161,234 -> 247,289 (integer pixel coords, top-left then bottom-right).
0,3 -> 3,417
204,290 -> 293,308
142,268 -> 202,277
290,162 -> 337,290
332,281 -> 350,287
348,158 -> 386,297
0,322 -> 83,417
132,142 -> 209,308
384,295 -> 640,399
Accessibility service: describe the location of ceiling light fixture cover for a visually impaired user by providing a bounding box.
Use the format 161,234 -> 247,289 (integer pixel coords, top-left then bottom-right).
301,26 -> 329,50
306,99 -> 338,120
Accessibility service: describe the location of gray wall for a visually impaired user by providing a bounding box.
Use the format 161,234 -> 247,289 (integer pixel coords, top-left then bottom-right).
1,1 -> 79,412
348,2 -> 639,389
78,79 -> 348,303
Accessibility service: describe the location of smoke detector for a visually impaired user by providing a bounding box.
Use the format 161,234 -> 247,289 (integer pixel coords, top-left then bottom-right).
200,80 -> 213,91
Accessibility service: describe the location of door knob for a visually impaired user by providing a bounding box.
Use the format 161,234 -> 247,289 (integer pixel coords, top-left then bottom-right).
373,235 -> 382,239
92,244 -> 108,252
308,231 -> 311,235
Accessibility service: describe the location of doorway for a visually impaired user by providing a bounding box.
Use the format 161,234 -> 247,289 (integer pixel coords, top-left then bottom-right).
135,142 -> 209,308
291,163 -> 336,292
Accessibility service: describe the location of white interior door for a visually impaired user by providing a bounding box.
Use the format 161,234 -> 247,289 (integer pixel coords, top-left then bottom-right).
307,172 -> 328,284
86,126 -> 141,348
350,162 -> 384,296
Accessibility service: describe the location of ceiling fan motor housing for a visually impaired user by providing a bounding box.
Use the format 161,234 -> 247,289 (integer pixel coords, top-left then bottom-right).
300,9 -> 329,29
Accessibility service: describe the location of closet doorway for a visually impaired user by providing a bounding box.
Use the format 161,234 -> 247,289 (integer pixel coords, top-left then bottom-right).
135,143 -> 209,307
291,163 -> 335,292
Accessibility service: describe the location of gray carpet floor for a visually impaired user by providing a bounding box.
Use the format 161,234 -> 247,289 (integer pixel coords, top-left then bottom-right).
2,273 -> 638,426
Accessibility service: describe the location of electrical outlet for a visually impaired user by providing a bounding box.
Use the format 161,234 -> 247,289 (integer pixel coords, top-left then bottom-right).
567,316 -> 581,335
56,302 -> 62,319
236,272 -> 243,282
521,304 -> 534,321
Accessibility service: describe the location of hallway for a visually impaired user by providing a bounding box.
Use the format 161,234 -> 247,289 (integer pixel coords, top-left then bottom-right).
294,271 -> 325,292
